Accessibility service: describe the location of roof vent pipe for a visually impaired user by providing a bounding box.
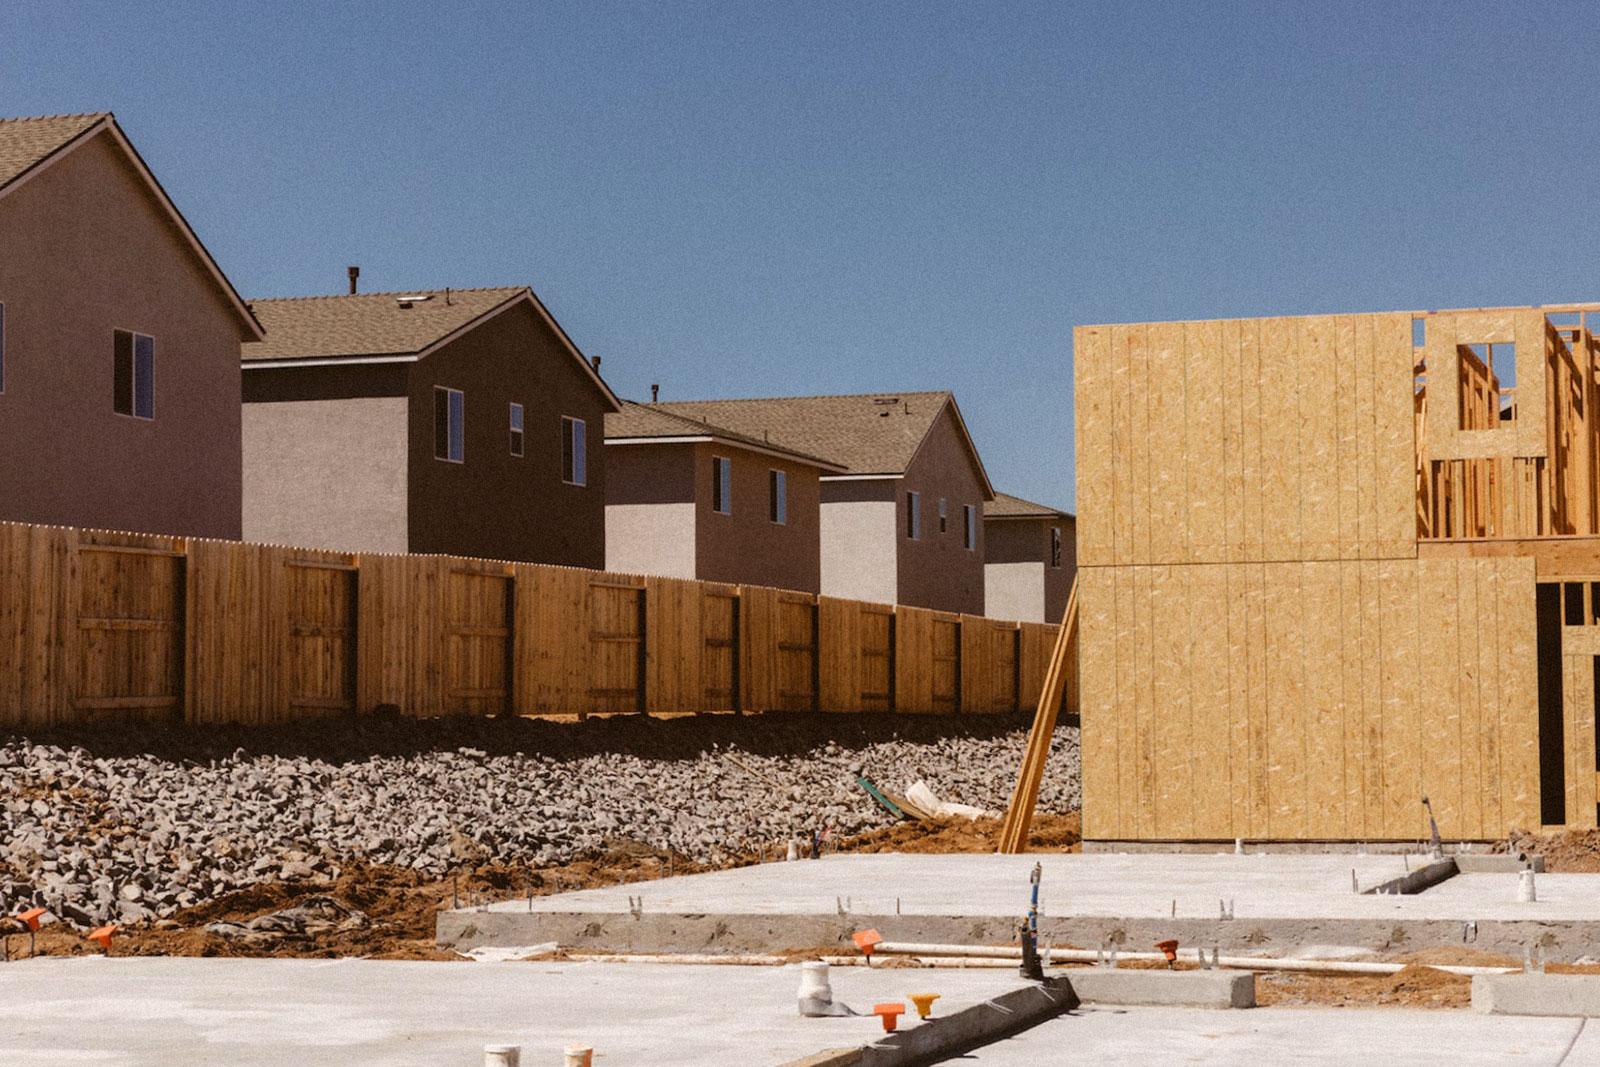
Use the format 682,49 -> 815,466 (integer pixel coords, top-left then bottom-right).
651,384 -> 659,403
590,356 -> 601,371
347,266 -> 359,294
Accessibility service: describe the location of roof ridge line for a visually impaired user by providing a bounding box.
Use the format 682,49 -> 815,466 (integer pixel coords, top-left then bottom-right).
653,389 -> 952,405
247,285 -> 527,303
0,111 -> 112,123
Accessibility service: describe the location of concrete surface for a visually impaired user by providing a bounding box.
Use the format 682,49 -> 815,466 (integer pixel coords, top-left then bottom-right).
1066,968 -> 1255,1008
1474,972 -> 1600,1017
0,957 -> 1034,1067
441,852 -> 1600,958
953,1006 -> 1596,1066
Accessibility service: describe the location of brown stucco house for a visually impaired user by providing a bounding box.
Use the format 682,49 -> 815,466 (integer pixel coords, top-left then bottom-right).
645,392 -> 994,614
0,112 -> 264,538
983,492 -> 1075,624
241,285 -> 621,566
604,401 -> 845,591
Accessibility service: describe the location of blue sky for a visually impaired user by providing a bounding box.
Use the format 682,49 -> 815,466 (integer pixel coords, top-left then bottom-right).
6,2 -> 1598,511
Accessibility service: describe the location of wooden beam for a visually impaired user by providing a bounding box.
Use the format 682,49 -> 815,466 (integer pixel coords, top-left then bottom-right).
997,574 -> 1079,853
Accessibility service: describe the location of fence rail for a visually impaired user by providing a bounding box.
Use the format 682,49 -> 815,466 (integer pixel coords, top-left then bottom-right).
0,520 -> 1070,728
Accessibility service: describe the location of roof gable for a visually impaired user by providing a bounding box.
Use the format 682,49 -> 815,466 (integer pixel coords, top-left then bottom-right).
986,491 -> 1073,520
650,391 -> 994,494
0,112 -> 263,341
244,286 -> 621,411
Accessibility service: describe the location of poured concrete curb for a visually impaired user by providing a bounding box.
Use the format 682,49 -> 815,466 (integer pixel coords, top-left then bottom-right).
1066,968 -> 1255,1008
1473,973 -> 1600,1016
774,979 -> 1077,1067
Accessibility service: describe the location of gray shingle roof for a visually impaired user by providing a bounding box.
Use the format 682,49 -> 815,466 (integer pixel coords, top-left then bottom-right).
0,113 -> 107,191
606,401 -> 844,469
648,392 -> 956,476
985,491 -> 1073,520
243,287 -> 527,361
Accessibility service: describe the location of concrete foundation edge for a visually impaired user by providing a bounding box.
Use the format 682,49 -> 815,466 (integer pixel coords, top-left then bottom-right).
1473,973 -> 1600,1017
1066,968 -> 1255,1009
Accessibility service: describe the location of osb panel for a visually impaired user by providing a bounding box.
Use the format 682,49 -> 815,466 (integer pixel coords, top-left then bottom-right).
1082,558 -> 1538,842
1072,311 -> 1417,569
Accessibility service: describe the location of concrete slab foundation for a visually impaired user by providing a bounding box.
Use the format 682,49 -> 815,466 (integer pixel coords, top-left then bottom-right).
1473,973 -> 1600,1017
440,853 -> 1600,959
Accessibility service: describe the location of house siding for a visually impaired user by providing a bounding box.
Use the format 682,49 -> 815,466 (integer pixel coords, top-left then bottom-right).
819,491 -> 899,605
692,442 -> 821,593
242,396 -> 409,553
894,406 -> 986,614
0,130 -> 247,538
985,560 -> 1045,622
985,515 -> 1077,623
605,442 -> 697,577
405,301 -> 608,566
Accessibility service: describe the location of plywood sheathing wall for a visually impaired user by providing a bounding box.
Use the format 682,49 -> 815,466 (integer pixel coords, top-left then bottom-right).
1077,556 -> 1540,841
1075,313 -> 1418,568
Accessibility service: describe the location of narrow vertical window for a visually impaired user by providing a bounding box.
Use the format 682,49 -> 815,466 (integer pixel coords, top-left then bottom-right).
113,329 -> 154,419
1051,526 -> 1062,567
562,416 -> 587,485
434,386 -> 464,462
509,403 -> 524,456
769,469 -> 786,524
906,491 -> 920,539
712,456 -> 731,514
938,498 -> 948,534
964,505 -> 976,550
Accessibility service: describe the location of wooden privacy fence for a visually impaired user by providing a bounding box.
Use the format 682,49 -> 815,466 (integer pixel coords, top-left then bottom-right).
0,521 -> 1069,728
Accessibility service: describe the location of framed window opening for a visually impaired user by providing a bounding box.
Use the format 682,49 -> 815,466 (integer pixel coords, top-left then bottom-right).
562,416 -> 587,485
964,505 -> 976,550
1050,526 -> 1063,568
938,498 -> 948,534
113,329 -> 154,419
434,386 -> 464,462
712,456 -> 732,514
906,491 -> 920,539
509,403 -> 524,457
769,469 -> 786,524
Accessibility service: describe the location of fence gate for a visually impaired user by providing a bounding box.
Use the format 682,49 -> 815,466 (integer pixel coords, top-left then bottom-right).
71,543 -> 184,720
443,568 -> 513,716
701,587 -> 740,710
590,579 -> 645,713
860,605 -> 895,712
285,561 -> 357,716
930,615 -> 961,712
775,593 -> 818,711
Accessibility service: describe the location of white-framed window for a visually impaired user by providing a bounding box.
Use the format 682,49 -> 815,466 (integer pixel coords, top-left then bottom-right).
1051,526 -> 1063,568
562,416 -> 587,485
906,491 -> 920,539
769,469 -> 786,524
964,505 -> 976,550
938,498 -> 948,534
434,386 -> 464,462
509,403 -> 524,457
113,329 -> 154,419
712,456 -> 732,514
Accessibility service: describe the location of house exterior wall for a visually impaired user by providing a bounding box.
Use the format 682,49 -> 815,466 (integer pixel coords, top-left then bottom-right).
242,396 -> 408,553
984,560 -> 1044,622
406,301 -> 609,566
0,130 -> 248,538
985,516 -> 1077,623
693,442 -> 822,593
605,442 -> 696,578
895,405 -> 986,614
819,478 -> 898,605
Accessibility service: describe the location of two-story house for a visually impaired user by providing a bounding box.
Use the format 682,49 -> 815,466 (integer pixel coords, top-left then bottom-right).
241,284 -> 620,566
604,401 -> 845,591
983,492 -> 1075,623
0,112 -> 263,538
645,392 -> 994,614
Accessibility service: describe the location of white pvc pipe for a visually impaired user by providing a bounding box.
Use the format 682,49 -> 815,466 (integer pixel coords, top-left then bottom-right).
872,941 -> 1517,977
483,1045 -> 520,1067
560,953 -> 788,966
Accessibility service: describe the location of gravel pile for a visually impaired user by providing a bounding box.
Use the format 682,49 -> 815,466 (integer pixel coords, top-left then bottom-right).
0,713 -> 1079,928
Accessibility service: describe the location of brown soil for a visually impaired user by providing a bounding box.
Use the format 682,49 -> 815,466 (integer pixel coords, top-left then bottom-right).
1499,827 -> 1600,872
826,812 -> 1082,855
